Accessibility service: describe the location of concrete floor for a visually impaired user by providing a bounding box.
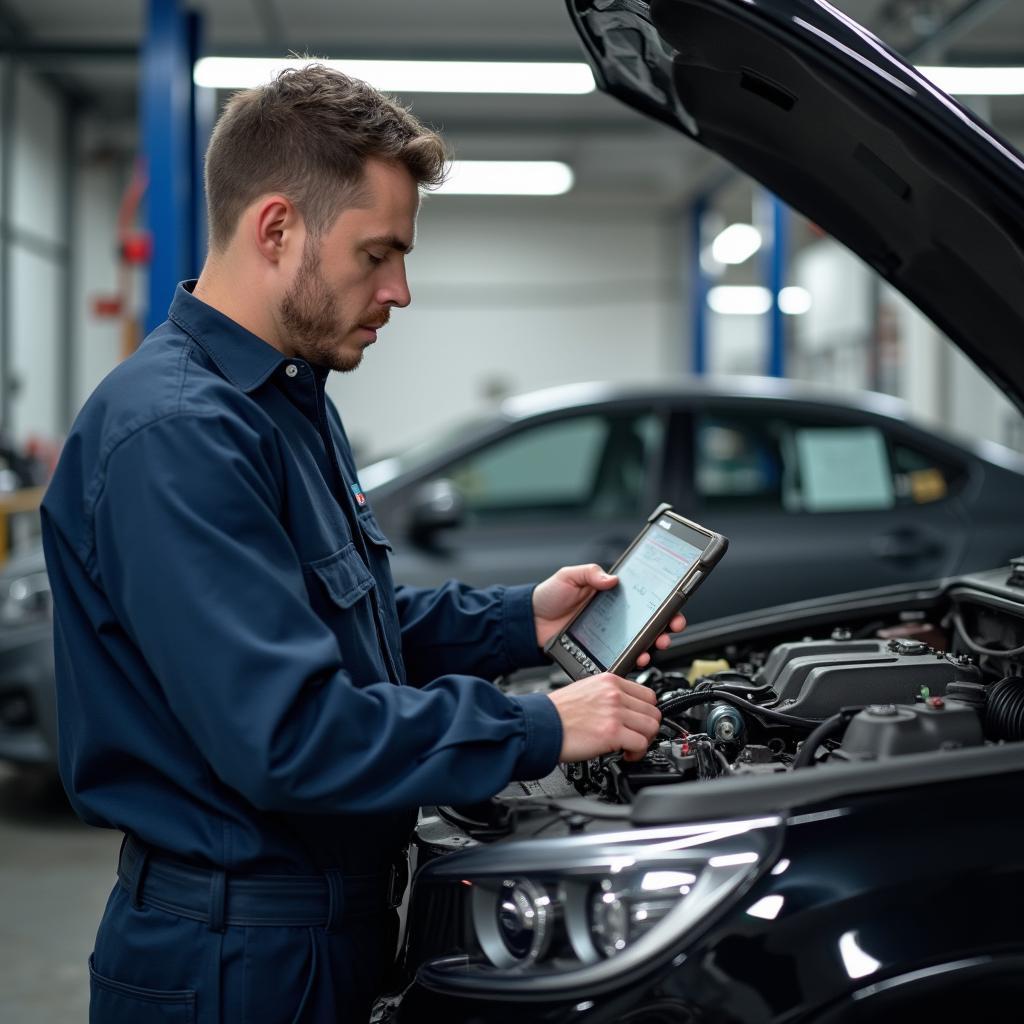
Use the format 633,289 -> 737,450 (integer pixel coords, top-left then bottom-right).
0,763 -> 121,1022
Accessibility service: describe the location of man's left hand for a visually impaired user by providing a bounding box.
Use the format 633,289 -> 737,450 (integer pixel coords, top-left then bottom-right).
533,563 -> 686,669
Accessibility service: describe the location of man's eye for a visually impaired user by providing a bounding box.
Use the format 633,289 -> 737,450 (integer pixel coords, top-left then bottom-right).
367,252 -> 386,265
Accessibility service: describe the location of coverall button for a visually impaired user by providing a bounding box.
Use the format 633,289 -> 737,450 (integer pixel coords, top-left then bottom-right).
285,364 -> 299,378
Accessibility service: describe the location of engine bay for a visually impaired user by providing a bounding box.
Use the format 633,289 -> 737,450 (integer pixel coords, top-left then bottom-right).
422,565 -> 1024,848
393,565 -> 1024,988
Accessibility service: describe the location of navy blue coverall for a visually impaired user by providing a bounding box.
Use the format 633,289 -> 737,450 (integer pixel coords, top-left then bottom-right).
40,282 -> 563,1023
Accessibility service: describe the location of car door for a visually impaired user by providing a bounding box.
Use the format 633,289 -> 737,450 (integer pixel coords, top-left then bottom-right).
384,406 -> 668,589
663,403 -> 967,621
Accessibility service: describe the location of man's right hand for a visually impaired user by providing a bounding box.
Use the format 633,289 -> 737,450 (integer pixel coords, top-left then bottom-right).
547,674 -> 662,763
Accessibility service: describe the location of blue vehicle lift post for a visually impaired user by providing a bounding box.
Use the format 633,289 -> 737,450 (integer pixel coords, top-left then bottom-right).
763,189 -> 789,378
690,193 -> 710,376
141,0 -> 204,334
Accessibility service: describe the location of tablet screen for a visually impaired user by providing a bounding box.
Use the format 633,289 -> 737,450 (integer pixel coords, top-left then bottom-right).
567,524 -> 704,670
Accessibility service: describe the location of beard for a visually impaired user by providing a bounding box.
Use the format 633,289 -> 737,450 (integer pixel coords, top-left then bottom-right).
279,242 -> 390,373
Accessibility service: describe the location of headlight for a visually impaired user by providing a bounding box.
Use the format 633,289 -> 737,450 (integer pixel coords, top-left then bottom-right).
410,814 -> 782,996
0,571 -> 51,626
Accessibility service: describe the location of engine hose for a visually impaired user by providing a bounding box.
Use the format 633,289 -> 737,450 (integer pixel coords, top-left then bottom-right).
693,678 -> 776,701
791,706 -> 865,769
952,610 -> 1024,659
659,689 -> 821,731
986,677 -> 1024,741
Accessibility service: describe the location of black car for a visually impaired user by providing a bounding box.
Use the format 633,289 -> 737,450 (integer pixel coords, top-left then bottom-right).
366,377 -> 1024,619
0,547 -> 56,769
375,0 -> 1024,1020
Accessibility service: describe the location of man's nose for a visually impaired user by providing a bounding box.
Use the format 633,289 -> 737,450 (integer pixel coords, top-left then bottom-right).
379,265 -> 411,309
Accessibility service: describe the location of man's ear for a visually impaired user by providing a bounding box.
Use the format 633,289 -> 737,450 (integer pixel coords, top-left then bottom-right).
252,195 -> 302,265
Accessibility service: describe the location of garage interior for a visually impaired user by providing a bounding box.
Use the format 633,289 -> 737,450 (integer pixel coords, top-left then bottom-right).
2,0 -> 1024,1019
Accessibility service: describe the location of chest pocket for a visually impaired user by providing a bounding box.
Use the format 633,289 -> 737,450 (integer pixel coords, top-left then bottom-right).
302,543 -> 392,682
305,543 -> 375,608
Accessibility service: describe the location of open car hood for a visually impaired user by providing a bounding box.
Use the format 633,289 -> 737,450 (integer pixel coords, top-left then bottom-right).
567,0 -> 1024,414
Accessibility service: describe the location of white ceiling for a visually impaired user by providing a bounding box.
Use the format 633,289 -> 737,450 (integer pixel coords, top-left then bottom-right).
3,0 -> 1024,206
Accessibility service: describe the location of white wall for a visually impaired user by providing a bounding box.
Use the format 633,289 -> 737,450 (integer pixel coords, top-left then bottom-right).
791,238 -> 874,393
3,66 -> 67,444
71,119 -> 133,411
884,285 -> 1021,450
328,198 -> 687,463
707,314 -> 765,376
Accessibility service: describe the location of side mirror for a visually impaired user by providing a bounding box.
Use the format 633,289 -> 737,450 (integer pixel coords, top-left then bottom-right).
409,478 -> 466,540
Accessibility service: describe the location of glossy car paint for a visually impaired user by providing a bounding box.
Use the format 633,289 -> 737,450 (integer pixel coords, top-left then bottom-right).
394,771 -> 1024,1022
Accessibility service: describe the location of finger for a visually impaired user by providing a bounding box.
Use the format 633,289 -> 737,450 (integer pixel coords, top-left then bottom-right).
584,564 -> 617,590
617,726 -> 652,759
669,614 -> 687,633
616,677 -> 659,704
635,651 -> 651,669
558,563 -> 618,591
621,707 -> 662,738
620,691 -> 663,719
655,633 -> 672,650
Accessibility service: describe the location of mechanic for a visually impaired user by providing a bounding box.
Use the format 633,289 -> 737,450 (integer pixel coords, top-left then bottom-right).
40,65 -> 676,1023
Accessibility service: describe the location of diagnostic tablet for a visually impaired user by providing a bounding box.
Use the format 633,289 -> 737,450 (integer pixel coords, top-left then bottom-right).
546,503 -> 728,680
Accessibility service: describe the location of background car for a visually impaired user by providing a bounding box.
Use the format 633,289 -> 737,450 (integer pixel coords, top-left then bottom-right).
364,376 -> 1024,619
4,374 -> 1024,773
0,548 -> 56,771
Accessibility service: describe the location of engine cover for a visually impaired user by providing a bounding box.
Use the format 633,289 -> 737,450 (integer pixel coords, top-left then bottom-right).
839,700 -> 984,759
754,639 -> 958,718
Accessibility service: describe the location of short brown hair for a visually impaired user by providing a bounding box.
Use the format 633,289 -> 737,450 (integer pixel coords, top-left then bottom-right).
204,63 -> 448,251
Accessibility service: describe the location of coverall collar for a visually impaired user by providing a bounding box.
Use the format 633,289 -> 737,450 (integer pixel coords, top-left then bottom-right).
168,279 -> 294,394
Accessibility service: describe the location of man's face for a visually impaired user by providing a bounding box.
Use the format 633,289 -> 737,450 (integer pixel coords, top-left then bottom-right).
279,158 -> 418,372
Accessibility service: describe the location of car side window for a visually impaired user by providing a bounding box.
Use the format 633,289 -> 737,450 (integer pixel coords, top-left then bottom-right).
890,442 -> 958,505
695,416 -> 784,507
784,426 -> 895,511
695,414 -> 952,513
447,412 -> 661,522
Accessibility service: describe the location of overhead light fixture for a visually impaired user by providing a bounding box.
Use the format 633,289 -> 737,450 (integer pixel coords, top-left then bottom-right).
917,65 -> 1024,95
193,57 -> 596,95
436,161 -> 575,197
779,286 -> 812,315
707,286 -> 812,316
708,286 -> 773,316
711,223 -> 763,265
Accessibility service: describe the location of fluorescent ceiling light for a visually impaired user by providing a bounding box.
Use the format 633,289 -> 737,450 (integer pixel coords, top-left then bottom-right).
194,57 -> 595,94
711,223 -> 762,265
917,65 -> 1024,95
708,286 -> 773,316
779,286 -> 812,315
707,286 -> 811,316
436,161 -> 574,196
